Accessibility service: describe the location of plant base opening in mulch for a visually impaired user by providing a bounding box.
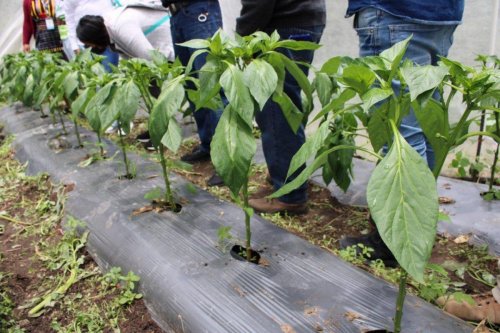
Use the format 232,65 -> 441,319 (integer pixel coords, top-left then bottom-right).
118,173 -> 136,180
131,201 -> 183,216
230,245 -> 261,264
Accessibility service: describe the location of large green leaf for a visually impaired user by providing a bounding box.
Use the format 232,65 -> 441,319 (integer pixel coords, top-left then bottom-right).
211,105 -> 256,196
198,58 -> 222,109
367,102 -> 392,153
219,64 -> 254,126
361,87 -> 393,112
287,120 -> 330,178
117,81 -> 141,133
314,72 -> 334,107
99,83 -> 120,131
339,65 -> 375,95
412,98 -> 449,175
380,36 -> 411,81
401,65 -> 449,101
63,72 -> 79,99
71,88 -> 93,118
272,91 -> 303,133
161,119 -> 182,153
243,59 -> 278,110
278,52 -> 314,113
149,81 -> 185,148
367,130 -> 438,282
85,83 -> 114,134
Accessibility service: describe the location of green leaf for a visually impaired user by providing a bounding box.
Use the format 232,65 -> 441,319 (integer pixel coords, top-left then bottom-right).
161,119 -> 182,153
99,83 -> 120,131
272,91 -> 303,133
339,65 -> 375,95
63,72 -> 79,99
380,36 -> 411,80
177,39 -> 211,49
85,83 -> 114,134
244,59 -> 278,110
144,187 -> 164,201
71,88 -> 93,119
367,129 -> 438,282
401,65 -> 449,101
367,102 -> 392,153
211,105 -> 256,196
198,58 -> 222,109
278,52 -> 314,113
117,81 -> 141,132
287,120 -> 330,178
412,98 -> 449,175
361,88 -> 393,112
274,40 -> 321,51
149,81 -> 185,147
219,64 -> 254,126
314,72 -> 333,107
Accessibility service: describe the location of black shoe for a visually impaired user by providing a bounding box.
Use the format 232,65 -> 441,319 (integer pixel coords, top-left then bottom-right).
136,131 -> 150,143
142,140 -> 156,151
207,173 -> 224,187
339,230 -> 398,267
181,145 -> 210,163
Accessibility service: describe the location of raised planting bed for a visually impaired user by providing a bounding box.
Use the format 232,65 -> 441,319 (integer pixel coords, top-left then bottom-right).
1,106 -> 474,332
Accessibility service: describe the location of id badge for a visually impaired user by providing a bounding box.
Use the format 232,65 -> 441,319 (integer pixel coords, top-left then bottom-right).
46,18 -> 55,30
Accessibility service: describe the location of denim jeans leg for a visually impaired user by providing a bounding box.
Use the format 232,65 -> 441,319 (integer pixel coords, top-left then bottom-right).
170,1 -> 223,153
355,8 -> 456,169
256,26 -> 324,204
101,47 -> 119,72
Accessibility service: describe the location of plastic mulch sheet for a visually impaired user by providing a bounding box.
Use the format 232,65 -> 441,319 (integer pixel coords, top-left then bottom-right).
1,106 -> 473,333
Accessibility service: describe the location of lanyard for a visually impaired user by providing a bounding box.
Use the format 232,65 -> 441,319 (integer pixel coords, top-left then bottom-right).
32,0 -> 54,18
144,15 -> 171,36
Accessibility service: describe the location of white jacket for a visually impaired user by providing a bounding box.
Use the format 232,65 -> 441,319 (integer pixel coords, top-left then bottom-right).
63,0 -> 115,51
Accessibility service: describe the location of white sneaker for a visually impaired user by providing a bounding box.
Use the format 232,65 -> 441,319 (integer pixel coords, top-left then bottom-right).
105,121 -> 119,134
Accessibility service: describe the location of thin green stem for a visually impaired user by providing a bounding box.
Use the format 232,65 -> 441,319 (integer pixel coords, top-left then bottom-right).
117,123 -> 130,177
394,270 -> 408,333
159,145 -> 176,210
57,108 -> 67,135
73,118 -> 83,148
242,181 -> 252,261
489,110 -> 499,191
97,133 -> 104,157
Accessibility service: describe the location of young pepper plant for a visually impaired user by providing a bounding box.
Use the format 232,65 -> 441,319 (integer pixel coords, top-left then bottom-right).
271,38 -> 440,332
181,30 -> 319,261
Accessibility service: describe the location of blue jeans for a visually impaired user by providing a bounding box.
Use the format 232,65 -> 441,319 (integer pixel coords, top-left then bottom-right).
355,8 -> 457,169
257,26 -> 325,204
170,1 -> 223,153
101,47 -> 119,72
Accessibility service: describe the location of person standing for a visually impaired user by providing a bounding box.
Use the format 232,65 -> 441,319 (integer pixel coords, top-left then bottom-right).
160,0 -> 224,186
339,0 -> 465,263
236,0 -> 326,215
23,0 -> 66,54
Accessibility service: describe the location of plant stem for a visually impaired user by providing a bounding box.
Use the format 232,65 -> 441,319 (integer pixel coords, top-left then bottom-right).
394,270 -> 408,333
117,122 -> 130,177
242,181 -> 252,262
158,145 -> 176,210
73,118 -> 83,148
97,133 -> 104,157
489,110 -> 499,192
57,108 -> 67,135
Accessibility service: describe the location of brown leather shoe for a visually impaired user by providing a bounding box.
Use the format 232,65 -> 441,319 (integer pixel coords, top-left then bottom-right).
437,292 -> 500,324
248,197 -> 308,215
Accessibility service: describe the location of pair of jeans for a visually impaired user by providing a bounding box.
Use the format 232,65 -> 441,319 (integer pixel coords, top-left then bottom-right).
354,7 -> 458,169
257,26 -> 325,204
170,1 -> 223,153
101,46 -> 120,72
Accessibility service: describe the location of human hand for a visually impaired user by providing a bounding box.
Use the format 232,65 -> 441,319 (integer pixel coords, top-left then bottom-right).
23,44 -> 30,52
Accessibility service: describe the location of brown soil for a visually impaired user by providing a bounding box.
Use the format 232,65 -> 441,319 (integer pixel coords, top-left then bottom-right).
0,148 -> 163,332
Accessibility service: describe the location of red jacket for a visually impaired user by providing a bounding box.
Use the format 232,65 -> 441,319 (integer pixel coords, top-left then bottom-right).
22,0 -> 35,45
